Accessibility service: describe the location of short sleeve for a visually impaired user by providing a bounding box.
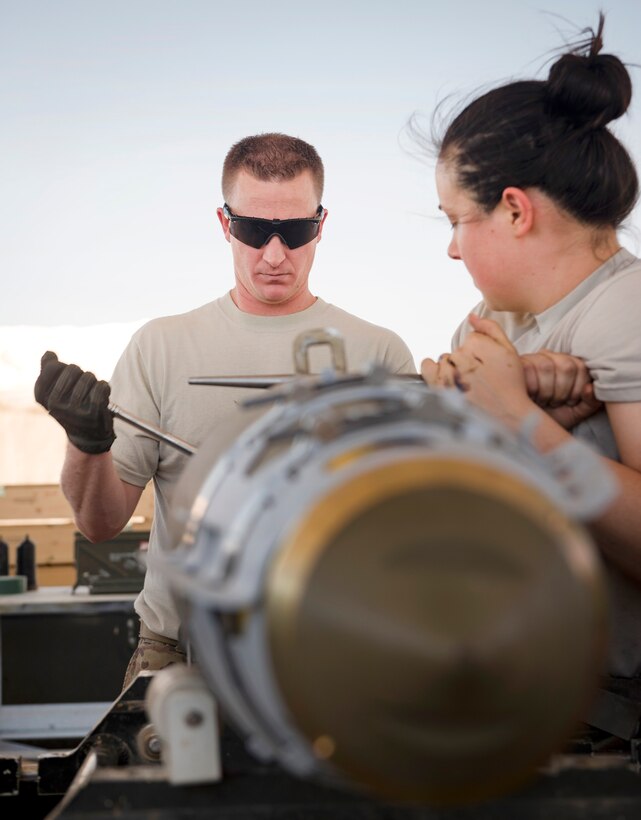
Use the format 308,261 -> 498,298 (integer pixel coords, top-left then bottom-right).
381,332 -> 417,375
109,326 -> 161,487
572,271 -> 641,402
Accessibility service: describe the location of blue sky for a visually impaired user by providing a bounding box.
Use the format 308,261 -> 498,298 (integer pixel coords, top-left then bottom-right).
2,0 -> 640,362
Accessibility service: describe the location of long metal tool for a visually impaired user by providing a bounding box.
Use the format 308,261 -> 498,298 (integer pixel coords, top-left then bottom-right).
108,403 -> 197,456
188,376 -> 293,388
188,373 -> 423,389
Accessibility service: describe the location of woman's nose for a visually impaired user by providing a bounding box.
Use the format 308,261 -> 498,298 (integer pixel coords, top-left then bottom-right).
448,235 -> 461,260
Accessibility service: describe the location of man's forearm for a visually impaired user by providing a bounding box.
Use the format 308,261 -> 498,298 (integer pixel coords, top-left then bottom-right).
61,443 -> 142,542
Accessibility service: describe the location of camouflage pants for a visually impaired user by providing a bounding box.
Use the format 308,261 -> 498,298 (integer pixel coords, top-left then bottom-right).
122,621 -> 187,691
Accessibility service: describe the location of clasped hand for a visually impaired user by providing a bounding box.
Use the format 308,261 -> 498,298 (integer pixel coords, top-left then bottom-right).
421,315 -> 602,430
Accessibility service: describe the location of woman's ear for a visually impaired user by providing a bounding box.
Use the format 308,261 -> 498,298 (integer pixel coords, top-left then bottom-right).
500,187 -> 534,237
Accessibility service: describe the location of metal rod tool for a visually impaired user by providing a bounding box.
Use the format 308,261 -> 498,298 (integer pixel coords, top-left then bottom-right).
188,373 -> 423,389
109,403 -> 197,456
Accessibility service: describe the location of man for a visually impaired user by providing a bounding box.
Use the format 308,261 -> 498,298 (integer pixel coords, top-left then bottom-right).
34,133 -> 417,687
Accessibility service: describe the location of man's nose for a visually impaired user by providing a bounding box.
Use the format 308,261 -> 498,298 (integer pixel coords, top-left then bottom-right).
262,235 -> 287,266
448,235 -> 461,260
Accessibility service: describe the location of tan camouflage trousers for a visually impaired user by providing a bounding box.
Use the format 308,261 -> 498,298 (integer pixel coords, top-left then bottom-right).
122,620 -> 187,691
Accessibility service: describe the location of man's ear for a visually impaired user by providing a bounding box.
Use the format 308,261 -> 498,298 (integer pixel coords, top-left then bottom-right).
216,207 -> 231,243
500,187 -> 534,237
316,208 -> 328,243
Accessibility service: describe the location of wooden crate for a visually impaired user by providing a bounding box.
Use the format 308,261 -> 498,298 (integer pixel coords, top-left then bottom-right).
0,483 -> 153,587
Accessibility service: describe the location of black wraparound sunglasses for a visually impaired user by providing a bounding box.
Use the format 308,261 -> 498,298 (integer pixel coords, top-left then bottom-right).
222,204 -> 324,249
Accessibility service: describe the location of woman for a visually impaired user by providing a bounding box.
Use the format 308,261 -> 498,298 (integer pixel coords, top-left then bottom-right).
421,16 -> 641,681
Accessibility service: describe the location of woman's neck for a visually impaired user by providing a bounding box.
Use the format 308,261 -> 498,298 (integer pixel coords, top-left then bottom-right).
519,204 -> 620,314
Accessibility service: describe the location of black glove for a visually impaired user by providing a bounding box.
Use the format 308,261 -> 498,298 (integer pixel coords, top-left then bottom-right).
34,351 -> 116,454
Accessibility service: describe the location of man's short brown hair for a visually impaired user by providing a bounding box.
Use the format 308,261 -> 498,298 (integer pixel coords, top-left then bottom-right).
222,133 -> 324,203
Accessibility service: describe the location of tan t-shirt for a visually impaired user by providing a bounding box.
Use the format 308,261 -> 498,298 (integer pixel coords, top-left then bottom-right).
452,248 -> 641,678
110,294 -> 416,638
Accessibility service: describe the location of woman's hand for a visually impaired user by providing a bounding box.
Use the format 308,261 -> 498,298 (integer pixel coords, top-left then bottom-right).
421,315 -> 533,428
521,350 -> 603,429
422,316 -> 602,430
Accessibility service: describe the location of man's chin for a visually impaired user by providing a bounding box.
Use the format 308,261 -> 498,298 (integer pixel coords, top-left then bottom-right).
255,278 -> 295,301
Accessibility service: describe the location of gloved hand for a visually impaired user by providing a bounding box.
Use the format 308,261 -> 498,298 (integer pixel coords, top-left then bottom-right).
34,351 -> 116,454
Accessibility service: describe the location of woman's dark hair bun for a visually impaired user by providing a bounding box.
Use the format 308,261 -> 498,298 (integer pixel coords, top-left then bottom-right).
545,16 -> 632,129
546,52 -> 632,128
